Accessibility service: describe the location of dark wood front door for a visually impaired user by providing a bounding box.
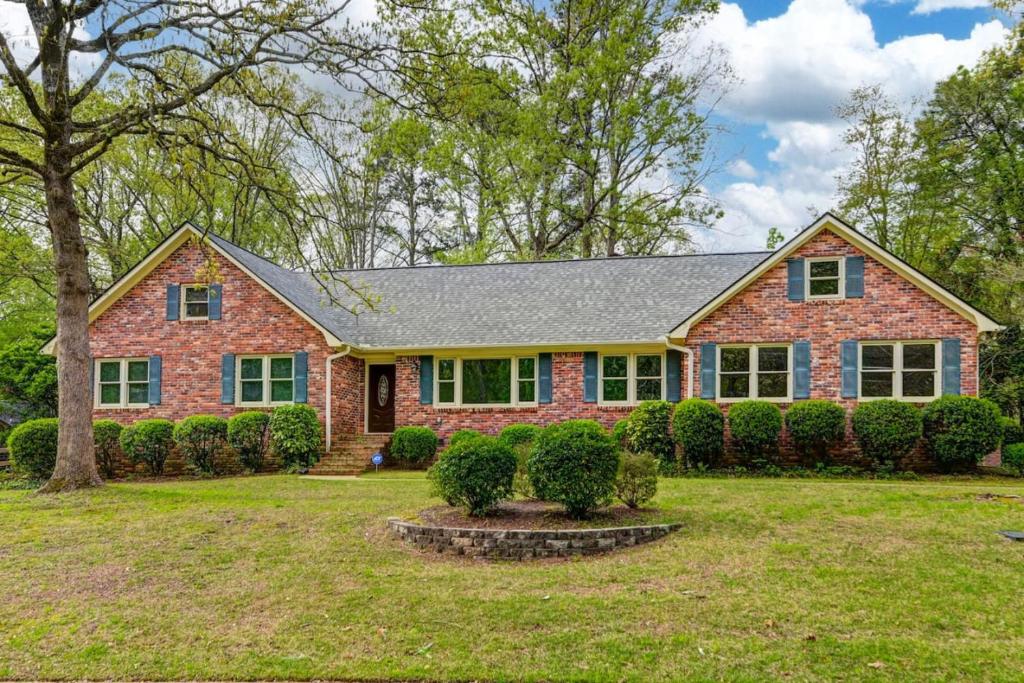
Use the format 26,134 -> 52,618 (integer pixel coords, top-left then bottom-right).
367,364 -> 396,433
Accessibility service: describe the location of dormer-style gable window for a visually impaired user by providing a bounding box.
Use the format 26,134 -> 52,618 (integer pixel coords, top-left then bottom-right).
806,257 -> 844,300
182,285 -> 210,320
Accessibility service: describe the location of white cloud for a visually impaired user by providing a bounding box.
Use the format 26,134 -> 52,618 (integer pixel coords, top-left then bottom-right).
689,0 -> 1009,251
912,0 -> 990,14
727,159 -> 759,179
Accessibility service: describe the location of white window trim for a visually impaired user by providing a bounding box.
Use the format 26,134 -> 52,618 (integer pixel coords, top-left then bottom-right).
858,340 -> 941,402
598,353 -> 666,406
180,283 -> 210,321
805,256 -> 845,301
716,344 -> 793,403
236,354 -> 295,407
433,356 -> 538,408
94,358 -> 150,409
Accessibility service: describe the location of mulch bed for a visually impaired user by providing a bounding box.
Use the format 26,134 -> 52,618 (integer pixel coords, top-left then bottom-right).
416,500 -> 661,530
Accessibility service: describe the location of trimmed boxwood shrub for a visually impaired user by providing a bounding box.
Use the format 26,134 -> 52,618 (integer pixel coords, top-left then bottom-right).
614,452 -> 658,509
427,435 -> 517,516
672,398 -> 724,469
390,426 -> 438,464
1003,442 -> 1024,476
611,419 -> 630,447
227,411 -> 271,473
269,404 -> 322,470
6,418 -> 58,480
624,400 -> 675,462
785,400 -> 847,465
1001,417 -> 1024,447
93,419 -> 123,479
448,428 -> 482,448
119,419 -> 174,475
922,395 -> 1002,472
728,400 -> 782,466
173,415 -> 228,476
527,419 -> 619,518
498,423 -> 541,448
851,400 -> 922,470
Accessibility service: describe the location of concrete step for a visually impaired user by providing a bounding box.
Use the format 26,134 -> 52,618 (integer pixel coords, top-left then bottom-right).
309,434 -> 390,476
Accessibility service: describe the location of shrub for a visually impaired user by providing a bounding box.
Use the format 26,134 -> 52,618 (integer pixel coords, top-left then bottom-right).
624,400 -> 675,462
611,419 -> 630,447
269,404 -> 322,470
728,400 -> 782,466
1003,442 -> 1024,476
499,423 -> 541,448
851,400 -> 923,470
785,400 -> 847,464
227,411 -> 271,473
93,420 -> 123,479
614,452 -> 658,509
119,419 -> 174,475
1001,417 -> 1024,446
173,415 -> 228,476
427,435 -> 517,516
511,442 -> 535,499
672,398 -> 724,469
527,419 -> 619,518
448,428 -> 482,448
390,426 -> 438,464
922,395 -> 1002,472
6,418 -> 58,480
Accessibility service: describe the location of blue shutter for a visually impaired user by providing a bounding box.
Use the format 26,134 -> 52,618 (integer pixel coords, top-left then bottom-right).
700,343 -> 716,400
221,353 -> 235,404
787,259 -> 805,301
293,351 -> 308,403
942,338 -> 961,396
148,356 -> 162,405
841,340 -> 858,399
583,352 -> 598,403
208,283 -> 222,320
419,355 -> 434,404
538,353 -> 552,404
666,349 -> 681,402
793,341 -> 811,400
166,284 -> 180,320
845,256 -> 864,298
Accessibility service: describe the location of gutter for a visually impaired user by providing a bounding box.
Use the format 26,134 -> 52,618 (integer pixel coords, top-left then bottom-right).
662,338 -> 694,399
325,345 -> 352,452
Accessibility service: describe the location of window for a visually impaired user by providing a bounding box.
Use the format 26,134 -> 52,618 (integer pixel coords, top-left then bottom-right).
860,341 -> 938,400
598,353 -> 666,405
96,358 -> 149,408
182,285 -> 210,320
717,345 -> 791,401
434,356 -> 537,407
806,257 -> 844,299
238,355 -> 294,406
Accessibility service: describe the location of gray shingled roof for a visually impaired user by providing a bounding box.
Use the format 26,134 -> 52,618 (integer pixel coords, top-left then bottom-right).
206,232 -> 770,348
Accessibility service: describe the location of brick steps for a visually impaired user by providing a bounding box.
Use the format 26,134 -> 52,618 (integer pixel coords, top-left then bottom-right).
309,434 -> 390,475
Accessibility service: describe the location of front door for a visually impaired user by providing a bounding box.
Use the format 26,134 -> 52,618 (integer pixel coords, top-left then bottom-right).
367,364 -> 396,433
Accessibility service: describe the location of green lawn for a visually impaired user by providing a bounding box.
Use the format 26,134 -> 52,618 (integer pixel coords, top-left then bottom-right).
2,474 -> 1024,681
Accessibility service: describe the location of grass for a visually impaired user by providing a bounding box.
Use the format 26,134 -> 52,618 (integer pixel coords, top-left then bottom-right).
2,473 -> 1024,681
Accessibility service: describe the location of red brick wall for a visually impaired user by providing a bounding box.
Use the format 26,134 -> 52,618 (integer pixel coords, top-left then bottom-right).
331,354 -> 364,447
686,228 -> 980,469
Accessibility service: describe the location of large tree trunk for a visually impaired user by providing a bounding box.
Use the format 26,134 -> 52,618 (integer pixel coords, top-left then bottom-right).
39,153 -> 101,493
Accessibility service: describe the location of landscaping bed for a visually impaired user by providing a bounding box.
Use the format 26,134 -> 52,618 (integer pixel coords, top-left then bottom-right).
416,500 -> 665,530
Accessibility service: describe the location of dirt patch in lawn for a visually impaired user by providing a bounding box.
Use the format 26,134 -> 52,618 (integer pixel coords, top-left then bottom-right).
416,500 -> 664,530
975,492 -> 1024,503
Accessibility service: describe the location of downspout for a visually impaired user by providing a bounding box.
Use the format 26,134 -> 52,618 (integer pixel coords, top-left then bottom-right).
325,345 -> 352,452
663,337 -> 694,399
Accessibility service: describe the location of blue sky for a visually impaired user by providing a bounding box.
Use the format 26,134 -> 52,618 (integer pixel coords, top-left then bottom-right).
692,0 -> 1010,251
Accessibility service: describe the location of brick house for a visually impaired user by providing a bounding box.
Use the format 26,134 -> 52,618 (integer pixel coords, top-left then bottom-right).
51,213 -> 1000,472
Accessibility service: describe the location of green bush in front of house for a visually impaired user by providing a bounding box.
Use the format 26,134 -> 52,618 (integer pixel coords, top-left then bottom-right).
785,400 -> 847,465
119,419 -> 175,475
528,419 -> 619,518
6,418 -> 58,480
611,419 -> 630,447
498,424 -> 541,448
173,415 -> 228,476
448,428 -> 482,449
427,435 -> 517,516
1001,417 -> 1024,447
851,400 -> 923,470
390,426 -> 438,464
922,396 -> 1002,471
672,398 -> 724,469
728,400 -> 782,467
1002,442 -> 1024,476
269,404 -> 321,470
93,419 -> 123,479
624,400 -> 675,463
227,411 -> 272,473
613,452 -> 659,509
